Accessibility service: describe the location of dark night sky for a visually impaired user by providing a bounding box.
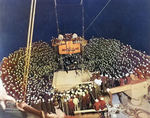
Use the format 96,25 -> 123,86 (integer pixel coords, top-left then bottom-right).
0,0 -> 150,61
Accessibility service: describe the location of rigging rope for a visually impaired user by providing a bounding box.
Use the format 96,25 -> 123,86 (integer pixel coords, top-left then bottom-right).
84,0 -> 111,34
80,0 -> 83,5
56,4 -> 81,6
85,10 -> 100,37
54,0 -> 60,36
40,10 -> 54,39
80,0 -> 85,71
23,0 -> 36,101
54,0 -> 84,37
81,0 -> 84,38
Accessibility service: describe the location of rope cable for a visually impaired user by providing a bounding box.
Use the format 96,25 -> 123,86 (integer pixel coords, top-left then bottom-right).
84,0 -> 111,34
80,0 -> 83,5
55,0 -> 84,36
23,0 -> 34,101
56,4 -> 81,6
81,0 -> 84,38
40,10 -> 54,39
54,0 -> 60,36
23,0 -> 36,101
85,10 -> 100,37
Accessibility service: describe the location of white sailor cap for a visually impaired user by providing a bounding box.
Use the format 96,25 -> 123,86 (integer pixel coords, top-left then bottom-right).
100,97 -> 104,100
95,99 -> 99,102
125,73 -> 129,77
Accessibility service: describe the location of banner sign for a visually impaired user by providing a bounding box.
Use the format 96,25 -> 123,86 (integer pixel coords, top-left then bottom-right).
59,41 -> 81,54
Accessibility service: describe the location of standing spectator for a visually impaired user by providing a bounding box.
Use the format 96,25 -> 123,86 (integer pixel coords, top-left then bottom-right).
85,91 -> 90,109
60,94 -> 65,112
46,99 -> 51,113
50,98 -> 55,113
99,97 -> 106,118
41,98 -> 47,113
93,99 -> 100,111
73,95 -> 79,111
64,99 -> 69,115
82,93 -> 87,110
95,84 -> 101,99
68,98 -> 74,116
54,98 -> 59,109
